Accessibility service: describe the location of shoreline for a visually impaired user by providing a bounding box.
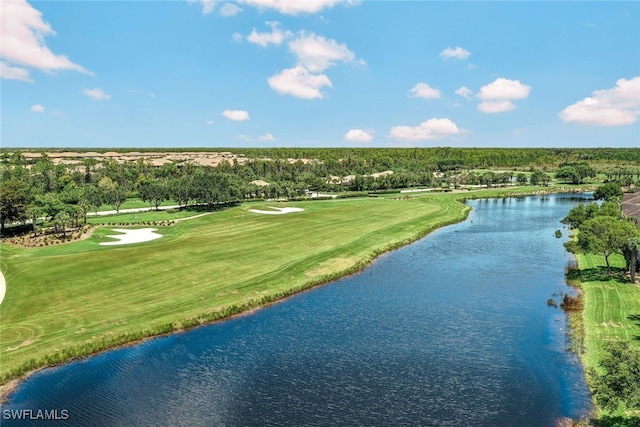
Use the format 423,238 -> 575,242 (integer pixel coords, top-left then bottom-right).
0,187 -> 593,403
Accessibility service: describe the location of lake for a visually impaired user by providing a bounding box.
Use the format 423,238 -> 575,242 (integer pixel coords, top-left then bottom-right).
2,194 -> 593,426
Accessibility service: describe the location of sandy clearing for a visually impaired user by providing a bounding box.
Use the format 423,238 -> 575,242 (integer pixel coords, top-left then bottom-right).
99,228 -> 163,246
248,207 -> 305,215
0,270 -> 5,305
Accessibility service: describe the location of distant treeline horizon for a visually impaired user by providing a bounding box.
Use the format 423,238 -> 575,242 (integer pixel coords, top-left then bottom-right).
2,147 -> 640,169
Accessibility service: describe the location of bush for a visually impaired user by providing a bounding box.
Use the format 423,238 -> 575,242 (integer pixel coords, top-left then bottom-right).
336,191 -> 368,199
588,341 -> 640,413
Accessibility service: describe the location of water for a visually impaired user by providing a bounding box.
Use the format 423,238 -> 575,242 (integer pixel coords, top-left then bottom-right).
2,194 -> 593,426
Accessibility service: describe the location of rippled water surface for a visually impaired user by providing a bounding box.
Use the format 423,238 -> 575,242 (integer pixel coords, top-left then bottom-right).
3,194 -> 593,426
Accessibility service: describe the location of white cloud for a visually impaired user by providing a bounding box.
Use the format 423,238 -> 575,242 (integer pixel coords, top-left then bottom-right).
222,109 -> 250,121
205,120 -> 215,125
238,0 -> 355,15
344,129 -> 373,142
259,133 -> 275,141
30,104 -> 44,112
288,32 -> 355,73
476,78 -> 530,113
0,60 -> 32,82
0,0 -> 91,81
232,32 -> 243,43
268,66 -> 332,99
220,2 -> 242,16
478,78 -> 531,100
477,100 -> 516,113
247,21 -> 292,47
83,88 -> 111,101
439,47 -> 471,60
559,76 -> 640,126
409,82 -> 441,99
388,118 -> 463,142
248,26 -> 359,100
236,133 -> 276,142
455,86 -> 473,100
188,0 -> 216,15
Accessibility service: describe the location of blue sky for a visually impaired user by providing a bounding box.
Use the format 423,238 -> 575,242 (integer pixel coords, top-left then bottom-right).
1,0 -> 639,148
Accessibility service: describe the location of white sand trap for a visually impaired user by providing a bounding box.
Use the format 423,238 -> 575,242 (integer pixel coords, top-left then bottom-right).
100,228 -> 163,246
0,270 -> 6,305
248,207 -> 305,215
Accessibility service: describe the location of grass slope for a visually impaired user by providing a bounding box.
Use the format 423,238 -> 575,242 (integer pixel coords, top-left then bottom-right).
0,195 -> 469,383
575,253 -> 640,368
574,253 -> 640,421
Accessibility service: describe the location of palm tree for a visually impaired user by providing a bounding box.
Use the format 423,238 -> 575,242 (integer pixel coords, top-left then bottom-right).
623,237 -> 640,282
26,206 -> 41,238
55,211 -> 71,238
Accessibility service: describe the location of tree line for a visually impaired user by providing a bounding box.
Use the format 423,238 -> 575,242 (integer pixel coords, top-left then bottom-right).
563,183 -> 639,279
1,148 -> 639,235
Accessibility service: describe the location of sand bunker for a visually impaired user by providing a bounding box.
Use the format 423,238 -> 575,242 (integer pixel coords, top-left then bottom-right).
100,228 -> 163,246
0,270 -> 5,305
248,207 -> 305,215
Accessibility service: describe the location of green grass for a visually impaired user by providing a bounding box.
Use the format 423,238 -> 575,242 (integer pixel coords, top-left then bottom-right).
95,198 -> 178,212
574,253 -> 640,367
86,208 -> 204,224
0,194 -> 470,383
573,252 -> 640,420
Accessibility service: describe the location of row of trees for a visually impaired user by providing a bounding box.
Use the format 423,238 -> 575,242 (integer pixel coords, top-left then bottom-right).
2,147 -> 636,236
563,185 -> 640,279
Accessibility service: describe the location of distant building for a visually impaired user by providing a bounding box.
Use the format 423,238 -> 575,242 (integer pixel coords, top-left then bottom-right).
622,190 -> 640,224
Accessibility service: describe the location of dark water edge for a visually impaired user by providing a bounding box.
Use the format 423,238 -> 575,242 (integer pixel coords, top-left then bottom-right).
2,194 -> 594,426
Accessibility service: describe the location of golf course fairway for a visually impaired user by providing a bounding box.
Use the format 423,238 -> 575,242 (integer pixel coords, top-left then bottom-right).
0,194 -> 469,385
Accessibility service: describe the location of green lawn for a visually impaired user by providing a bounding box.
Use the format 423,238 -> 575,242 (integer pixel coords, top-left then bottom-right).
575,253 -> 640,368
574,252 -> 640,420
0,194 -> 469,382
86,207 -> 204,224
95,198 -> 178,212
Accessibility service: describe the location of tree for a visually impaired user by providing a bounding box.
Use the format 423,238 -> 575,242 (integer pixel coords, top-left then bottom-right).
593,182 -> 623,202
98,177 -> 125,213
588,341 -> 640,412
77,199 -> 91,224
36,193 -> 65,221
622,237 -> 640,281
82,184 -> 103,215
139,180 -> 169,210
556,163 -> 596,184
562,204 -> 587,228
169,175 -> 193,207
0,179 -> 33,234
578,216 -> 640,274
516,173 -> 528,186
575,163 -> 596,183
26,205 -> 42,237
562,201 -> 621,229
55,211 -> 71,237
556,166 -> 578,184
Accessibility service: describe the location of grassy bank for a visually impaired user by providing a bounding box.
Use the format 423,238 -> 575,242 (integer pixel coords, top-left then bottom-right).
0,193 -> 473,386
572,252 -> 640,423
